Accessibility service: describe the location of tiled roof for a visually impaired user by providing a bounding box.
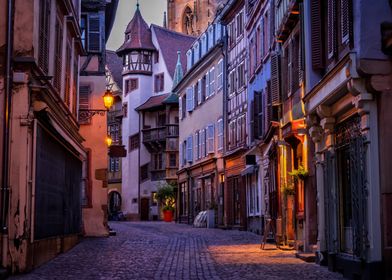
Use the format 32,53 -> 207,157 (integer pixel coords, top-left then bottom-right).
106,50 -> 123,91
116,8 -> 156,55
152,24 -> 196,77
135,93 -> 169,111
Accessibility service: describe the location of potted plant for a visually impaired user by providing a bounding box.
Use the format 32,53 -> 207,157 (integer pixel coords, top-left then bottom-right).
156,183 -> 176,222
288,165 -> 309,182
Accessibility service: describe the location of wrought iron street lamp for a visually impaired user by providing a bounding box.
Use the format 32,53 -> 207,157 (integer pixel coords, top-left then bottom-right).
78,89 -> 114,122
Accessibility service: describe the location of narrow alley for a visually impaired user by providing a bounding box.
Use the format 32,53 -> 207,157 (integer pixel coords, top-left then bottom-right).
11,222 -> 343,280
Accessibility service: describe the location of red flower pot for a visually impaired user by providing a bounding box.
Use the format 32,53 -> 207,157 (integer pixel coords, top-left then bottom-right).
163,210 -> 173,222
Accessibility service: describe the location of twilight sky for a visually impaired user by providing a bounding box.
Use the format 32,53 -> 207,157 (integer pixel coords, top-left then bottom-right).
107,0 -> 167,51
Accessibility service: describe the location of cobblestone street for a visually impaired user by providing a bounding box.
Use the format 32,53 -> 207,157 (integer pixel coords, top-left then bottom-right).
12,222 -> 344,280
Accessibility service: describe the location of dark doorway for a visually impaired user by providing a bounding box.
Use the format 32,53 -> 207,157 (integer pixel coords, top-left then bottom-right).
140,198 -> 149,221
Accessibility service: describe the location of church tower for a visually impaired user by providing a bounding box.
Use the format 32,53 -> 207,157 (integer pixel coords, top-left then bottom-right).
167,0 -> 226,35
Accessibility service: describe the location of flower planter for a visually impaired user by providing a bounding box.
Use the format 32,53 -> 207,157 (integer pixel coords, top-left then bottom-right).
163,210 -> 173,222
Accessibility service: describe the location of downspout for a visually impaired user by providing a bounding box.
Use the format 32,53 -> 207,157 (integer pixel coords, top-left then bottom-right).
221,25 -> 228,227
1,0 -> 14,268
138,113 -> 141,220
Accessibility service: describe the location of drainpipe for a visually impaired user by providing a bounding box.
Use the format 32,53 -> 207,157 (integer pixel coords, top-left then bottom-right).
137,113 -> 141,220
1,0 -> 14,268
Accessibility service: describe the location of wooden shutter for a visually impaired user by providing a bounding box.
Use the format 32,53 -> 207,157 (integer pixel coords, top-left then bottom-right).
311,0 -> 324,69
327,0 -> 337,59
79,85 -> 90,110
64,40 -> 72,106
250,98 -> 255,141
291,36 -> 300,94
207,124 -> 214,153
266,82 -> 272,128
270,53 -> 281,105
88,14 -> 101,53
53,17 -> 63,92
38,0 -> 51,73
340,0 -> 352,44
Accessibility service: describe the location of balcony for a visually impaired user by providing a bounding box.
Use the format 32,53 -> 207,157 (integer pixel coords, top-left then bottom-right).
108,110 -> 123,123
275,0 -> 300,42
142,124 -> 179,152
143,127 -> 167,142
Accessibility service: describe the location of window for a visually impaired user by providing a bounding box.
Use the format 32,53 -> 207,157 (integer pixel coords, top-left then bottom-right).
129,133 -> 139,151
236,12 -> 244,38
252,91 -> 263,140
125,78 -> 138,95
154,73 -> 164,92
310,0 -> 352,69
123,102 -> 128,118
217,118 -> 223,151
229,70 -> 236,95
237,63 -> 245,89
207,124 -> 214,154
208,67 -> 215,97
109,158 -> 120,172
169,153 -> 177,167
186,87 -> 194,112
182,141 -> 187,166
256,26 -> 261,64
193,83 -> 198,107
201,34 -> 207,56
53,15 -> 63,92
181,96 -> 186,118
152,153 -> 163,170
157,113 -> 166,127
217,59 -> 223,89
228,22 -> 236,46
140,164 -> 149,181
263,13 -> 269,57
155,52 -> 159,63
109,123 -> 121,143
38,0 -> 51,73
228,120 -> 236,148
186,135 -> 193,162
249,37 -> 255,77
87,13 -> 102,53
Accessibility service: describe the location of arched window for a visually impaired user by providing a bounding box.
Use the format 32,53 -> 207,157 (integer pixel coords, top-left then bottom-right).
182,6 -> 194,35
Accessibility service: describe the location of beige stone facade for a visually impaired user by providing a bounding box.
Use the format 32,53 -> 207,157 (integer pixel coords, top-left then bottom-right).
167,0 -> 226,35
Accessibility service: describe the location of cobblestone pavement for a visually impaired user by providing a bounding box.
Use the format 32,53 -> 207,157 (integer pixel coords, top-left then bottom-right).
11,222 -> 344,280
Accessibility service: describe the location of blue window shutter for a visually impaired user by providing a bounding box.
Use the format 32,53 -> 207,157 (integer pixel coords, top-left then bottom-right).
206,72 -> 210,98
194,131 -> 199,160
179,96 -> 182,119
190,86 -> 194,110
197,79 -> 202,105
207,124 -> 215,153
187,135 -> 193,162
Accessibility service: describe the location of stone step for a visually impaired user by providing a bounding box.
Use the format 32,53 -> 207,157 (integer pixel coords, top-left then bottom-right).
295,252 -> 316,263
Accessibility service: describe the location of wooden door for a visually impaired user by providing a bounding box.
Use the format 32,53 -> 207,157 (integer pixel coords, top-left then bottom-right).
140,198 -> 149,221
